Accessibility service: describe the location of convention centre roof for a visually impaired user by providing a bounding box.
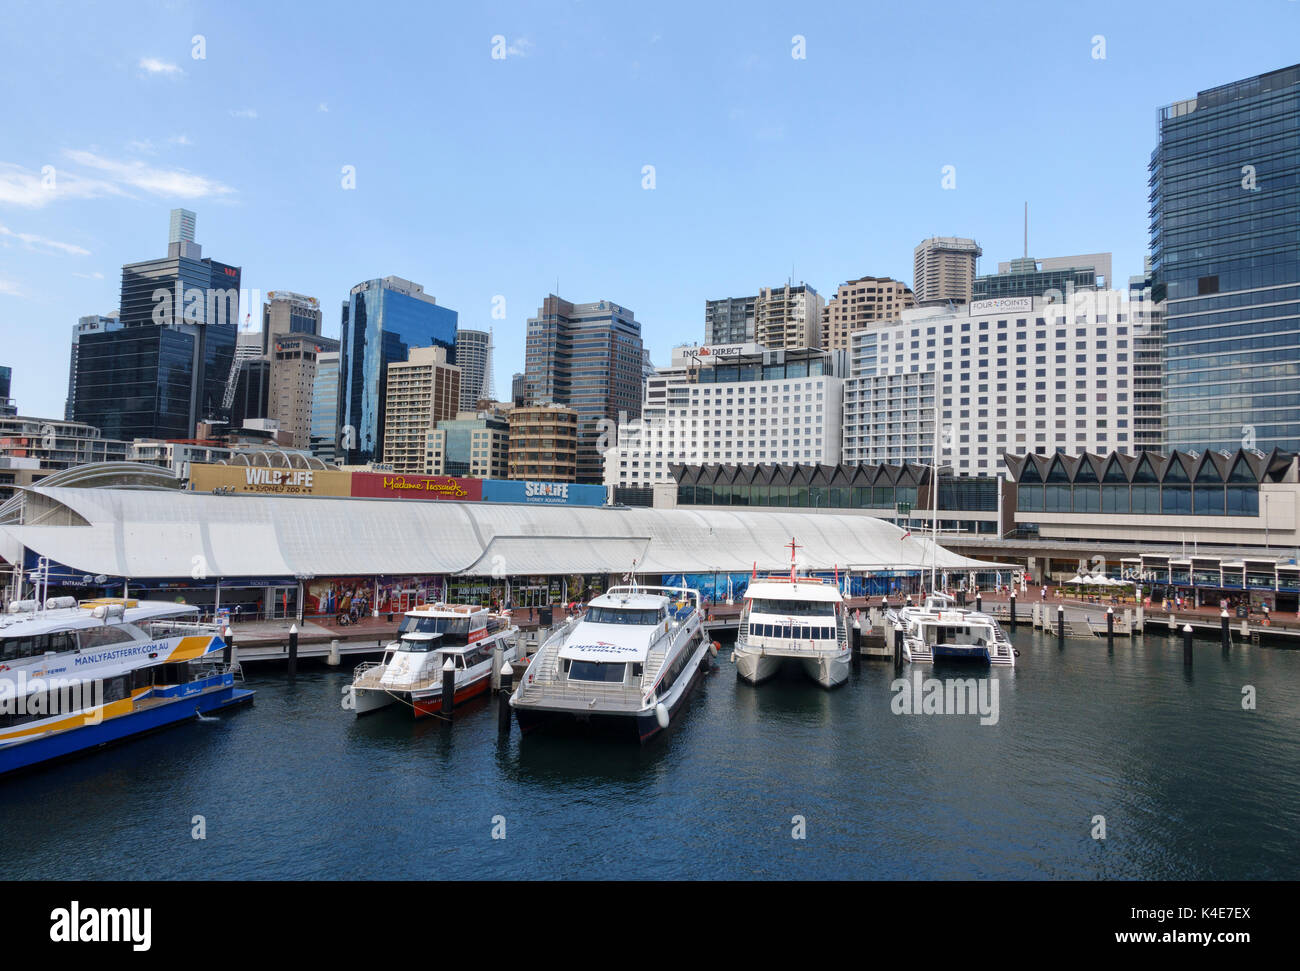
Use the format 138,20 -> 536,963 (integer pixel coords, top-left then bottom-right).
0,486 -> 1005,579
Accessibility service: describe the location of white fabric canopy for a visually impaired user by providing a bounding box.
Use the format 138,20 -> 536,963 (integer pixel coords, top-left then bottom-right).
1,486 -> 1009,579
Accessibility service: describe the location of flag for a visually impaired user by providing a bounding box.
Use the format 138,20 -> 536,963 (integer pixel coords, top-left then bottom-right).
901,529 -> 912,540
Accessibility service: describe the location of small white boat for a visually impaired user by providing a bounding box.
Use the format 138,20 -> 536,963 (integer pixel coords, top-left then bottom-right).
888,592 -> 1016,666
349,603 -> 519,717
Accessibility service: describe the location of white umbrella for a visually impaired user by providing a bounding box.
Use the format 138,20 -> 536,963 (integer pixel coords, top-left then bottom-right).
1067,574 -> 1086,585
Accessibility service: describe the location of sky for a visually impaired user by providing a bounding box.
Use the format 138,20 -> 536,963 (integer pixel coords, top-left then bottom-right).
1,0 -> 1298,420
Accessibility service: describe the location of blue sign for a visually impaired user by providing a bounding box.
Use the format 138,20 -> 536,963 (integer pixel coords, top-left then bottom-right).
481,479 -> 607,507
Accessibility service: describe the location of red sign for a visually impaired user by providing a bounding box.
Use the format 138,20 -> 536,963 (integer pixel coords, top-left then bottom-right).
350,472 -> 483,502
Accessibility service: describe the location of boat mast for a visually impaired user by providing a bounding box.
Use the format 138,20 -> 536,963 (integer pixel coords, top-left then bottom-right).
931,402 -> 940,595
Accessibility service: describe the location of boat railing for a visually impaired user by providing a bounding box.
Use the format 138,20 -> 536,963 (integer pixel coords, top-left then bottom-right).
146,620 -> 224,639
352,660 -> 384,688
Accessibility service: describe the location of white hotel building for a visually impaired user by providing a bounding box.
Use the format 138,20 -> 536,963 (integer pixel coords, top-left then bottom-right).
604,343 -> 846,489
842,292 -> 1161,477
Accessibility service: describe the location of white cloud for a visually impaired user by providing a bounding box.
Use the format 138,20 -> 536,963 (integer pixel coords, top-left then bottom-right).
139,57 -> 183,77
507,37 -> 534,57
170,134 -> 191,146
229,108 -> 258,119
62,150 -> 235,200
73,271 -> 106,280
0,224 -> 91,256
128,138 -> 156,154
0,162 -> 123,208
318,103 -> 329,113
0,278 -> 25,297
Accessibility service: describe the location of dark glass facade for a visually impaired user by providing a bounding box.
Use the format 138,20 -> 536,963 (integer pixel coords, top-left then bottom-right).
524,296 -> 643,484
74,250 -> 240,440
1151,64 -> 1300,452
338,280 -> 458,464
972,266 -> 1097,300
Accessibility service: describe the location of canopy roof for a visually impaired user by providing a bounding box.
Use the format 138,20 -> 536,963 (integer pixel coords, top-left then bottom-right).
0,486 -> 1005,579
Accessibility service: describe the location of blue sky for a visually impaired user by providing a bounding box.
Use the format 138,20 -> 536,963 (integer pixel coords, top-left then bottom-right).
1,0 -> 1297,420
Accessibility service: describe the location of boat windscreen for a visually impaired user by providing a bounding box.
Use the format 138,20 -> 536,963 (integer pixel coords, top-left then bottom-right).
399,615 -> 469,636
568,660 -> 627,683
585,606 -> 662,626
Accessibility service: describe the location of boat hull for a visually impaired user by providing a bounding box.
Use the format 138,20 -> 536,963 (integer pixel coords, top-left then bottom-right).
735,649 -> 849,689
515,647 -> 710,744
0,680 -> 253,778
733,649 -> 784,684
412,673 -> 492,717
801,652 -> 851,688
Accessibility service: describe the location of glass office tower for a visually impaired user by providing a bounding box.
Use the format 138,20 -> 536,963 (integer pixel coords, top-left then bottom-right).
1150,63 -> 1300,453
310,351 -> 340,462
338,277 -> 458,465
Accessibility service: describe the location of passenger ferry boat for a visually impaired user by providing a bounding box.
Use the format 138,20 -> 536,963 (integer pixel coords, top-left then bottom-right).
887,592 -> 1016,666
734,540 -> 851,688
510,585 -> 711,742
348,603 -> 520,717
0,597 -> 252,777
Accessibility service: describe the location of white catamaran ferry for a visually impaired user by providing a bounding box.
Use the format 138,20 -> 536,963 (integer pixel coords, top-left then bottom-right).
887,592 -> 1016,666
734,539 -> 851,688
0,597 -> 253,777
510,585 -> 712,742
348,603 -> 520,718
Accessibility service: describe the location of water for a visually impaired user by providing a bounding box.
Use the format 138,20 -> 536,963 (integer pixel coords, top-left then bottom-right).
3,628 -> 1298,880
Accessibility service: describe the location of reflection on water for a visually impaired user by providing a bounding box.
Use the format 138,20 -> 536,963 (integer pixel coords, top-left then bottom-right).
1,628 -> 1299,880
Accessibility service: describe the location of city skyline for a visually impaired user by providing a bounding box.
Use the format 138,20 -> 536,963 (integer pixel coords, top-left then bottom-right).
2,2 -> 1299,422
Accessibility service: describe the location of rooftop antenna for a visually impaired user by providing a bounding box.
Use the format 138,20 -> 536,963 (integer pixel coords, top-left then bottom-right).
1023,202 -> 1028,259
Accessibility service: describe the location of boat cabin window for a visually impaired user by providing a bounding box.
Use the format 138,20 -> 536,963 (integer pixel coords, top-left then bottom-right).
77,626 -> 138,651
0,631 -> 79,661
399,615 -> 470,637
751,623 -> 835,640
567,660 -> 627,683
748,598 -> 835,617
398,637 -> 439,653
585,606 -> 663,626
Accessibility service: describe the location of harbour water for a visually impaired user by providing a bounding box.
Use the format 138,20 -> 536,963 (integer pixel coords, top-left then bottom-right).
3,626 -> 1298,880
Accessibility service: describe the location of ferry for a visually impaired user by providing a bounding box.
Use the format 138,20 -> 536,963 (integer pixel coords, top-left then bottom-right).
348,603 -> 520,717
0,597 -> 253,777
733,540 -> 852,688
510,585 -> 713,742
887,591 -> 1016,666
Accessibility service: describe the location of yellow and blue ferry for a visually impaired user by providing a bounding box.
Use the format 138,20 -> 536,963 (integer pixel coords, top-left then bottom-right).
0,597 -> 253,776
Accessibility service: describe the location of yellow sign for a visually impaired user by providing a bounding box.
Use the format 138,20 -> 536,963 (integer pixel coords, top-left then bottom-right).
189,463 -> 353,497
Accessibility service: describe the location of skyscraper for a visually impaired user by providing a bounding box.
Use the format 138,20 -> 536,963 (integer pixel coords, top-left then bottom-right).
65,313 -> 121,419
338,276 -> 458,464
524,295 -> 643,483
913,236 -> 982,306
755,282 -> 823,350
704,295 -> 757,344
455,328 -> 492,411
820,276 -> 914,350
310,351 -> 341,462
72,209 -> 240,440
972,253 -> 1110,301
1150,63 -> 1300,453
381,346 -> 461,474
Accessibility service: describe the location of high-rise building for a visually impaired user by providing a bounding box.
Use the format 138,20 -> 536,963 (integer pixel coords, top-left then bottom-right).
755,282 -> 823,349
310,351 -> 341,462
380,346 -> 461,474
972,253 -> 1110,301
511,372 -> 526,408
262,291 -> 322,357
455,329 -> 492,411
430,411 -> 510,478
1129,259 -> 1165,451
0,413 -> 131,502
0,365 -> 12,417
72,209 -> 240,440
704,295 -> 757,344
820,276 -> 914,350
1150,63 -> 1300,453
841,292 -> 1152,475
913,237 -> 982,306
508,404 -> 579,482
523,295 -> 643,483
338,276 -> 458,464
65,314 -> 121,419
169,208 -> 196,245
270,333 -> 340,449
605,345 -> 846,489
